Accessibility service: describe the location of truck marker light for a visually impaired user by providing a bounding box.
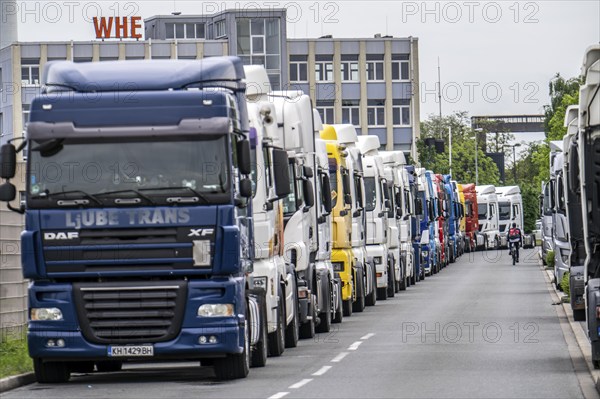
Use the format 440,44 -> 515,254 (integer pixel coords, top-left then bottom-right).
197,304 -> 234,317
31,308 -> 63,321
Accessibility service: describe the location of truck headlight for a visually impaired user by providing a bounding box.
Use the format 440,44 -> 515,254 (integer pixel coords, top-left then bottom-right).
192,240 -> 211,267
31,308 -> 63,321
560,249 -> 570,264
198,304 -> 234,317
252,276 -> 267,291
373,256 -> 382,265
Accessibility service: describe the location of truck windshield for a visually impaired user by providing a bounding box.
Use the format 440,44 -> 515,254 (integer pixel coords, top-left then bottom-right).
28,135 -> 230,208
478,203 -> 488,220
498,202 -> 511,220
364,177 -> 377,212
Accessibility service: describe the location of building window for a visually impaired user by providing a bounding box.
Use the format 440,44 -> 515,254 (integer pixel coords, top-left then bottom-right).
74,57 -> 93,63
165,23 -> 205,40
0,67 -> 3,92
341,100 -> 360,126
214,20 -> 226,38
341,54 -> 359,82
315,55 -> 334,82
393,99 -> 411,126
0,113 -> 3,137
392,54 -> 410,81
289,55 -> 308,82
21,59 -> 40,86
237,18 -> 281,89
366,54 -> 384,81
316,100 -> 335,125
367,100 -> 385,126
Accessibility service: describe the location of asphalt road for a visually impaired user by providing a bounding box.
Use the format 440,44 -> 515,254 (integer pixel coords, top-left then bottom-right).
4,248 -> 598,399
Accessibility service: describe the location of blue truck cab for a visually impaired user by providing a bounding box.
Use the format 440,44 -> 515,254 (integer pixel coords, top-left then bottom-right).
405,166 -> 422,281
424,171 -> 440,274
0,58 -> 260,382
443,175 -> 458,263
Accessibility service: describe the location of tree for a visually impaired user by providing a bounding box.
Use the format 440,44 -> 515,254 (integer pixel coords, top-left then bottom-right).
417,112 -> 499,185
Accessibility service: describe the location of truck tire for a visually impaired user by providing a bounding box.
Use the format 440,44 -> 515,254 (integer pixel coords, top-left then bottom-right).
214,315 -> 250,380
316,281 -> 332,333
365,266 -> 377,306
34,358 -> 70,383
387,261 -> 396,297
95,361 -> 122,373
284,284 -> 299,348
251,295 -> 268,368
70,361 -> 94,374
299,297 -> 316,339
333,287 -> 343,323
573,309 -> 586,322
352,268 -> 366,312
342,299 -> 353,317
268,290 -> 286,357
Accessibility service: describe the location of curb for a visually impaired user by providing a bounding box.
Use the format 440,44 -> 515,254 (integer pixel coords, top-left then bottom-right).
542,264 -> 600,394
0,372 -> 35,394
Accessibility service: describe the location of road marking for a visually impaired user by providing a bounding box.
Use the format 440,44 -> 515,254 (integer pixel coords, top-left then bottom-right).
361,333 -> 375,340
288,379 -> 313,389
348,341 -> 362,351
268,392 -> 289,399
312,365 -> 332,376
331,352 -> 349,362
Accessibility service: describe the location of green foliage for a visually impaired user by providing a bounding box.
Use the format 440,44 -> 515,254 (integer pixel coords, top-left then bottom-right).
547,250 -> 555,269
0,334 -> 32,379
561,271 -> 570,297
417,111 -> 499,185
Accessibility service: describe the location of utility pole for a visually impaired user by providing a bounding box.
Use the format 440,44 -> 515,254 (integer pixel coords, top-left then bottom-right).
437,57 -> 442,139
449,126 -> 452,177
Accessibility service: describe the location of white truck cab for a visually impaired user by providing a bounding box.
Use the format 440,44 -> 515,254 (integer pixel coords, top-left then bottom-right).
475,185 -> 500,250
496,186 -> 524,248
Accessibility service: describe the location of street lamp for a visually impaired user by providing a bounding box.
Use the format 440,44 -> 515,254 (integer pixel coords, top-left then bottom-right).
512,143 -> 522,183
473,128 -> 484,185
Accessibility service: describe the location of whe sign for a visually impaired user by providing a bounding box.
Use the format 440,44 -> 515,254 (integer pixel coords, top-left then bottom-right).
93,16 -> 143,39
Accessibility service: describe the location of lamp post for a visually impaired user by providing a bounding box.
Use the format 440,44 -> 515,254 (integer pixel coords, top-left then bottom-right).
473,128 -> 484,185
448,126 -> 452,177
512,143 -> 522,183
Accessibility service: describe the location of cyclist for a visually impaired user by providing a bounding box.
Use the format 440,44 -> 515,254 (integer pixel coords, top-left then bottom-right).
508,223 -> 523,264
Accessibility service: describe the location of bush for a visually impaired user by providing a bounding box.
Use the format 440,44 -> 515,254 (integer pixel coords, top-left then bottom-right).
0,334 -> 32,379
547,250 -> 555,269
561,271 -> 570,297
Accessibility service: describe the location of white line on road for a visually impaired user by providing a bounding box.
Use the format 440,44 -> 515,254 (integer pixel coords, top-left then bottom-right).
331,352 -> 349,362
348,341 -> 363,351
267,392 -> 289,399
288,379 -> 313,389
312,365 -> 332,376
360,333 -> 375,340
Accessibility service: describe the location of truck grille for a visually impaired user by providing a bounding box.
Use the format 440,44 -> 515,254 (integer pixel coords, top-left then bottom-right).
73,281 -> 187,344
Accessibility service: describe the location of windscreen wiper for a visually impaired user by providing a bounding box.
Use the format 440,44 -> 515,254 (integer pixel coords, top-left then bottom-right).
138,186 -> 210,204
94,189 -> 156,205
33,190 -> 103,206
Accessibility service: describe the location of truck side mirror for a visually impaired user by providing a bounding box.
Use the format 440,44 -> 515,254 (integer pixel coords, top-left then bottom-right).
239,178 -> 252,199
0,182 -> 16,202
237,139 -> 252,175
384,199 -> 391,210
321,174 -> 332,214
303,166 -> 313,178
0,144 -> 17,179
415,198 -> 423,215
303,179 -> 314,209
344,193 -> 352,206
272,149 -> 291,198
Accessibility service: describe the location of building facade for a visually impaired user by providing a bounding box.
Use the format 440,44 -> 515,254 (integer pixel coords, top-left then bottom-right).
0,8 -> 420,335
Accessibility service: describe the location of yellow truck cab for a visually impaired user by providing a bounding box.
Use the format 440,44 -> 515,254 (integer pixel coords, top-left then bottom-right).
321,130 -> 357,317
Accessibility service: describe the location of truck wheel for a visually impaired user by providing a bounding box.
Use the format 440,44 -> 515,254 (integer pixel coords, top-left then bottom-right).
387,262 -> 396,297
316,281 -> 332,333
594,360 -> 600,370
284,285 -> 299,348
299,298 -> 316,339
251,296 -> 268,367
352,268 -> 366,312
34,358 -> 70,383
573,309 -> 586,322
342,299 -> 353,317
268,290 -> 286,357
214,316 -> 250,380
333,287 -> 343,323
95,361 -> 122,373
365,266 -> 377,306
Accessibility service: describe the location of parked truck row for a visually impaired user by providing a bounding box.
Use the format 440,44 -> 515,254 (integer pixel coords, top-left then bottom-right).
537,45 -> 599,366
0,56 -> 529,384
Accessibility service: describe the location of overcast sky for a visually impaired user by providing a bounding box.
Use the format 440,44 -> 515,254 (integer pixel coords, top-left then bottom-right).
10,0 -> 600,122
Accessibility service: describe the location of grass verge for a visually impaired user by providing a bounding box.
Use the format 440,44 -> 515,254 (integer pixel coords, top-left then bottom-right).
0,335 -> 32,379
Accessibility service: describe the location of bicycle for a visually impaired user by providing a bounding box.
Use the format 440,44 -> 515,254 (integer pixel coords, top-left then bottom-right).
509,241 -> 520,265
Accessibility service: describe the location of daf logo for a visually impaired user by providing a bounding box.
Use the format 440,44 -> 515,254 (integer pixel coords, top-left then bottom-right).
44,232 -> 79,240
188,228 -> 214,237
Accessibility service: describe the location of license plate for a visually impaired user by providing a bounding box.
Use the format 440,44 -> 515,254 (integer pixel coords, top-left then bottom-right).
108,345 -> 154,357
